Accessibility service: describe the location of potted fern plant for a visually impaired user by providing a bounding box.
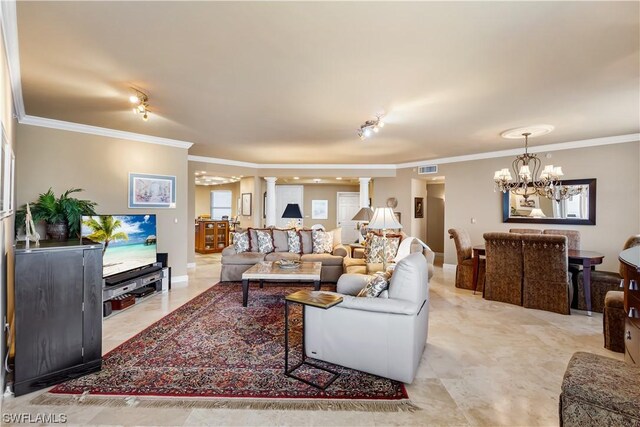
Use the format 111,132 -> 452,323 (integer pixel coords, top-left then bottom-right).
16,188 -> 97,240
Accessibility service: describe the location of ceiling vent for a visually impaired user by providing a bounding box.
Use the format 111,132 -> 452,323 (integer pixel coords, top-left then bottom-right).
418,165 -> 438,175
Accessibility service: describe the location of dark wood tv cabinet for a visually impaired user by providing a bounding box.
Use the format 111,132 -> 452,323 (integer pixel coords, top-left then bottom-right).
14,240 -> 103,396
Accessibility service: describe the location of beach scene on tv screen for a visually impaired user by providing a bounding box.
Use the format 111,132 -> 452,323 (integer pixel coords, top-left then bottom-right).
82,214 -> 157,277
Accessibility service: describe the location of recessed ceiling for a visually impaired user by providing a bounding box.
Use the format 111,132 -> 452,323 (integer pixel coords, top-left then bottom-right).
16,2 -> 640,164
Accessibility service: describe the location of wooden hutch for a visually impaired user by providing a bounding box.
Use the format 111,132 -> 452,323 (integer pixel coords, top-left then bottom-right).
195,220 -> 229,254
621,246 -> 640,365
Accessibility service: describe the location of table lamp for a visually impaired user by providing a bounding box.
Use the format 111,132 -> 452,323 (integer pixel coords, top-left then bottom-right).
367,207 -> 403,270
351,207 -> 374,243
282,203 -> 303,229
529,208 -> 546,218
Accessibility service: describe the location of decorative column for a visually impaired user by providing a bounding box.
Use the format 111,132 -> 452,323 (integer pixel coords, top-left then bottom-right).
359,177 -> 371,208
265,177 -> 277,227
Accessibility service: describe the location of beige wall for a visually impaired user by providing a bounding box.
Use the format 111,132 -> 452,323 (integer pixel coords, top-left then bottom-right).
372,168 -> 414,234
1,27 -> 17,391
15,124 -> 190,278
302,184 -> 359,230
194,182 -> 240,219
437,141 -> 640,271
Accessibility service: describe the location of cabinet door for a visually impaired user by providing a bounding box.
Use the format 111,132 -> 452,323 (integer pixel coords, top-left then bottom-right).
83,248 -> 103,362
15,250 -> 84,381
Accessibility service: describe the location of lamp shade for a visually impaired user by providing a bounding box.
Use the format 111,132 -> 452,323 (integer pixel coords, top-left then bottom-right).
529,208 -> 546,218
368,207 -> 402,230
351,207 -> 374,222
282,203 -> 303,219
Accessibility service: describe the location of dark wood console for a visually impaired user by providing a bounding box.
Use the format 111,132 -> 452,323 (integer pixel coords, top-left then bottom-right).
620,246 -> 640,365
14,240 -> 103,396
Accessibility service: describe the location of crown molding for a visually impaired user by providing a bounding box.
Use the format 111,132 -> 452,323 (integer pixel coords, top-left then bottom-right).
0,0 -> 25,120
396,133 -> 640,168
21,115 -> 193,149
188,155 -> 396,170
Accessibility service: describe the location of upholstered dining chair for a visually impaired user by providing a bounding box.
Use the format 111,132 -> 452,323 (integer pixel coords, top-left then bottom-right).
483,232 -> 523,306
509,228 -> 542,234
578,235 -> 640,313
522,234 -> 573,315
448,228 -> 485,291
542,229 -> 580,251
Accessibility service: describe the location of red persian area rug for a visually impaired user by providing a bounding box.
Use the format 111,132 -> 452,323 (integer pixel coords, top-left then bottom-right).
33,283 -> 417,412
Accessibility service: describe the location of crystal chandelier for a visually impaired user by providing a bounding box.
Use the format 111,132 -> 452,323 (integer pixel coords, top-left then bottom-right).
493,132 -> 583,202
357,115 -> 385,140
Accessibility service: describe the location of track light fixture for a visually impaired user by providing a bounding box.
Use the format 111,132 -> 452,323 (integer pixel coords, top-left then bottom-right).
357,115 -> 385,140
129,89 -> 150,121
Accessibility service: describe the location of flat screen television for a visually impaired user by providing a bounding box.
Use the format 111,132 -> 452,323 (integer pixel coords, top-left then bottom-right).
81,214 -> 157,278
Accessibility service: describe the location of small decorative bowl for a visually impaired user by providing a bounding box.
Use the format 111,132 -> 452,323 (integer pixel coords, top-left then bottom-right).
275,259 -> 301,269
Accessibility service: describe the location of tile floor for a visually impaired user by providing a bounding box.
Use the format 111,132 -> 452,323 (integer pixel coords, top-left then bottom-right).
1,254 -> 621,426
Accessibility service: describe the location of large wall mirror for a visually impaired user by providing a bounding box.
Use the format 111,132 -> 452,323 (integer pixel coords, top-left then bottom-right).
502,179 -> 596,225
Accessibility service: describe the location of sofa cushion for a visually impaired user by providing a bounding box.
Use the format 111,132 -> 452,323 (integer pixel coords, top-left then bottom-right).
264,252 -> 301,262
287,230 -> 301,254
312,229 -> 333,254
233,231 -> 250,253
221,252 -> 266,265
299,230 -> 313,254
272,229 -> 289,252
300,253 -> 344,266
255,229 -> 274,253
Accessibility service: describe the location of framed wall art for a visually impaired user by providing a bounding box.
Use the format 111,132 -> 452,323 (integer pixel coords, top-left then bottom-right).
311,200 -> 328,219
241,193 -> 252,216
414,197 -> 424,218
128,173 -> 176,208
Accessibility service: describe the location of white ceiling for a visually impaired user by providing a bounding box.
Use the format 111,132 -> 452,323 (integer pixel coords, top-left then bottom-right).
16,2 -> 640,164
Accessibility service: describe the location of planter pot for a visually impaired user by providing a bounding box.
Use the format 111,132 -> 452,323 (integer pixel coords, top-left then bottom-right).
46,222 -> 69,240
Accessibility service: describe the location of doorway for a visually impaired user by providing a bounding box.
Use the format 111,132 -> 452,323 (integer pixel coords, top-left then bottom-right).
336,192 -> 360,243
426,182 -> 445,254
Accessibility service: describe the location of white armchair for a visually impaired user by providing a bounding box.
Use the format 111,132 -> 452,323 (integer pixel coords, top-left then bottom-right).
304,252 -> 430,384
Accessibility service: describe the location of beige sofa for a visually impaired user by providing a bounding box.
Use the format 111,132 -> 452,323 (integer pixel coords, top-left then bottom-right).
221,228 -> 349,283
343,233 -> 435,280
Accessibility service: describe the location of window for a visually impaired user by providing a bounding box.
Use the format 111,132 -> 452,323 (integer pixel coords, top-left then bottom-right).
211,190 -> 232,220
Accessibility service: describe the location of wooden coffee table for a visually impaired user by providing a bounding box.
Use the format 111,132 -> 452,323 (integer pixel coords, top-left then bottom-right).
241,261 -> 321,307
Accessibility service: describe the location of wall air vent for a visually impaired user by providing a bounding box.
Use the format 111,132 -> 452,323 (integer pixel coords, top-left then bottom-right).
418,165 -> 438,175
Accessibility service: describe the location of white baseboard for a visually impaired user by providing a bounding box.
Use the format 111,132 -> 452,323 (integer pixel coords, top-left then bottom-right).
187,262 -> 196,269
442,263 -> 457,272
172,275 -> 189,283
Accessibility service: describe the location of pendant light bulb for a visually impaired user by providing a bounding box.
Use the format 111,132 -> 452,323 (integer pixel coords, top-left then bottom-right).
129,95 -> 140,104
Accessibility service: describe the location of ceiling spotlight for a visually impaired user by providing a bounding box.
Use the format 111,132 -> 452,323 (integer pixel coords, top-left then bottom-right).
129,89 -> 150,122
336,177 -> 342,180
357,114 -> 385,140
293,177 -> 300,180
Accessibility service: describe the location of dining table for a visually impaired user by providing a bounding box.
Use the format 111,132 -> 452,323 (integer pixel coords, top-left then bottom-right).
472,244 -> 605,316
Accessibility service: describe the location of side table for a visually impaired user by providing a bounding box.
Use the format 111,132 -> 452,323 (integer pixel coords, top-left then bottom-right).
284,290 -> 343,390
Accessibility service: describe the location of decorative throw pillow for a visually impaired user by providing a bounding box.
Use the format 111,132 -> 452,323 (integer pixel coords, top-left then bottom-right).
365,234 -> 401,263
233,231 -> 250,253
357,271 -> 391,298
272,229 -> 289,252
299,230 -> 313,254
255,229 -> 274,253
287,230 -> 301,254
312,229 -> 333,254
